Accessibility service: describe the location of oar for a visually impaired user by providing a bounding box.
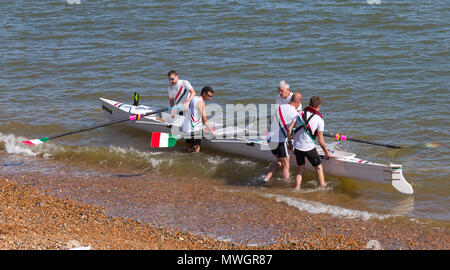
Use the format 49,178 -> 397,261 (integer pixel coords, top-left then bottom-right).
150,128 -> 255,148
151,130 -> 446,150
324,131 -> 446,149
323,132 -> 403,149
150,132 -> 262,148
22,104 -> 183,145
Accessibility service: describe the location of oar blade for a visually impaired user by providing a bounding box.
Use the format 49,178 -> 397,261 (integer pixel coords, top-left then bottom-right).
151,132 -> 178,148
424,142 -> 445,148
22,137 -> 49,145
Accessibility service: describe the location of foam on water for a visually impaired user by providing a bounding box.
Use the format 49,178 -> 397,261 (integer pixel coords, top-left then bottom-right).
109,145 -> 165,156
1,132 -> 47,157
0,133 -> 172,172
107,145 -> 176,172
206,155 -> 228,166
233,159 -> 257,166
264,194 -> 392,221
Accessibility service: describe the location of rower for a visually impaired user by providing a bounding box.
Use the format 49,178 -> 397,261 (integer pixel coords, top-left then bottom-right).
287,96 -> 331,190
182,86 -> 215,153
263,92 -> 303,183
276,80 -> 302,112
167,70 -> 196,118
264,80 -> 302,128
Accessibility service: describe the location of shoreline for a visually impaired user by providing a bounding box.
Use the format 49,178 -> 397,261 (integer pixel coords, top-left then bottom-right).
1,172 -> 448,250
0,176 -> 250,250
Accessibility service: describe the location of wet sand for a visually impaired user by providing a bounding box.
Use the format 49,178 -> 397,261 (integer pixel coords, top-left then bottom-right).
1,170 -> 448,250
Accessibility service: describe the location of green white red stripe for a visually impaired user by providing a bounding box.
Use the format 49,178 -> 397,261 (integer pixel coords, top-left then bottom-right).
22,137 -> 49,145
151,132 -> 177,147
276,106 -> 288,138
174,85 -> 186,105
188,99 -> 200,128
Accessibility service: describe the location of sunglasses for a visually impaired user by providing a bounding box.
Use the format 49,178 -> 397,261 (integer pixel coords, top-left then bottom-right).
207,94 -> 213,98
168,77 -> 176,81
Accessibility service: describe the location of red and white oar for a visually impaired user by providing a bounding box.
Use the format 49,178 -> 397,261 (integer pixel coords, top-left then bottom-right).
22,105 -> 182,146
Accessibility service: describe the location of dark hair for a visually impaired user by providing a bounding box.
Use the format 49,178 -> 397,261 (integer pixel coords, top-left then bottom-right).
309,96 -> 322,108
201,86 -> 214,95
167,70 -> 177,77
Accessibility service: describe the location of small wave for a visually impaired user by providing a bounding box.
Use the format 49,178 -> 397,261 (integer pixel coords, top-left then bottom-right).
233,159 -> 256,166
206,155 -> 229,166
107,145 -> 170,170
0,132 -> 54,157
264,194 -> 392,221
109,145 -> 167,157
0,133 -> 173,171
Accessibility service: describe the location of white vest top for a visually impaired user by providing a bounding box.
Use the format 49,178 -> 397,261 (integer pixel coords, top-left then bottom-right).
267,104 -> 298,143
182,96 -> 203,133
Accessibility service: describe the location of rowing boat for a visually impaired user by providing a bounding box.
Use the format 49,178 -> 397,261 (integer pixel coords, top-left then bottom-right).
100,97 -> 414,194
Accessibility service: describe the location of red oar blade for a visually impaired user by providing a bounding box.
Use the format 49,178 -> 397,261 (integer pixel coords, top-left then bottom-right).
22,137 -> 50,145
151,132 -> 178,148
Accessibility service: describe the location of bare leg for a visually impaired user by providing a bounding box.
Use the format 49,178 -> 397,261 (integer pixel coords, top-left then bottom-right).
265,160 -> 281,182
295,165 -> 305,190
280,157 -> 290,179
186,143 -> 193,153
193,145 -> 201,153
314,164 -> 326,187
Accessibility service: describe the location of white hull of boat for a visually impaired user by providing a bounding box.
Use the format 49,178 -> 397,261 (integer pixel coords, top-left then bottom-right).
100,98 -> 413,194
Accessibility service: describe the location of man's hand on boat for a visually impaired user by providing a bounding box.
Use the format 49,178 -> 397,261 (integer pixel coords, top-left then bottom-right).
202,124 -> 215,139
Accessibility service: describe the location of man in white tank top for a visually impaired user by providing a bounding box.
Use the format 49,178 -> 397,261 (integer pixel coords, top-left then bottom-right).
263,93 -> 303,183
167,70 -> 196,118
182,86 -> 214,153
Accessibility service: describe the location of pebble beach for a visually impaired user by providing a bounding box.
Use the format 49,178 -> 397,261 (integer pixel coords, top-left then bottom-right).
1,170 -> 448,250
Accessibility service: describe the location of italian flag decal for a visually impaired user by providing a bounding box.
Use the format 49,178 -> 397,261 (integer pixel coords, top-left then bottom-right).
22,137 -> 49,145
151,132 -> 177,148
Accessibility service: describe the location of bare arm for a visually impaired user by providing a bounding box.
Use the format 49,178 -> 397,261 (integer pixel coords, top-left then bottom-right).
317,131 -> 331,158
200,101 -> 213,133
183,88 -> 196,108
287,121 -> 296,144
169,98 -> 175,118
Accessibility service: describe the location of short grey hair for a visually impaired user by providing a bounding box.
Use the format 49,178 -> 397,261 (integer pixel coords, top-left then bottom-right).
278,80 -> 289,89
